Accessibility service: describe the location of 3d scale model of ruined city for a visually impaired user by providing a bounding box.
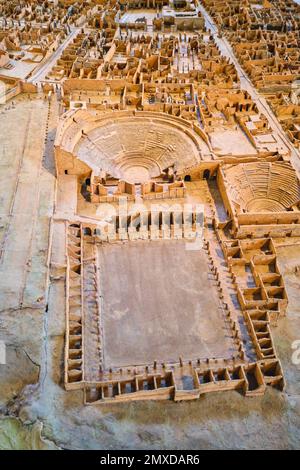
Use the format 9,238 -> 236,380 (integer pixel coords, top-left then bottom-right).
0,0 -> 300,450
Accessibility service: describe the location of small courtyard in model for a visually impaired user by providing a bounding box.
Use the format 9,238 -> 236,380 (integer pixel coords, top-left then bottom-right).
98,240 -> 235,368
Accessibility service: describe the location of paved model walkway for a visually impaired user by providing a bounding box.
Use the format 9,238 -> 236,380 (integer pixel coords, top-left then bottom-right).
0,97 -> 57,310
28,28 -> 81,84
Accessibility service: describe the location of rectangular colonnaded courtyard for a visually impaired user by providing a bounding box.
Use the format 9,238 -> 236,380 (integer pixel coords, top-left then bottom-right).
97,240 -> 236,369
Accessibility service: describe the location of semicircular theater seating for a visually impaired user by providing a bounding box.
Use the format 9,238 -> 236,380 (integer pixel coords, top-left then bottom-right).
224,162 -> 300,213
55,109 -> 206,183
